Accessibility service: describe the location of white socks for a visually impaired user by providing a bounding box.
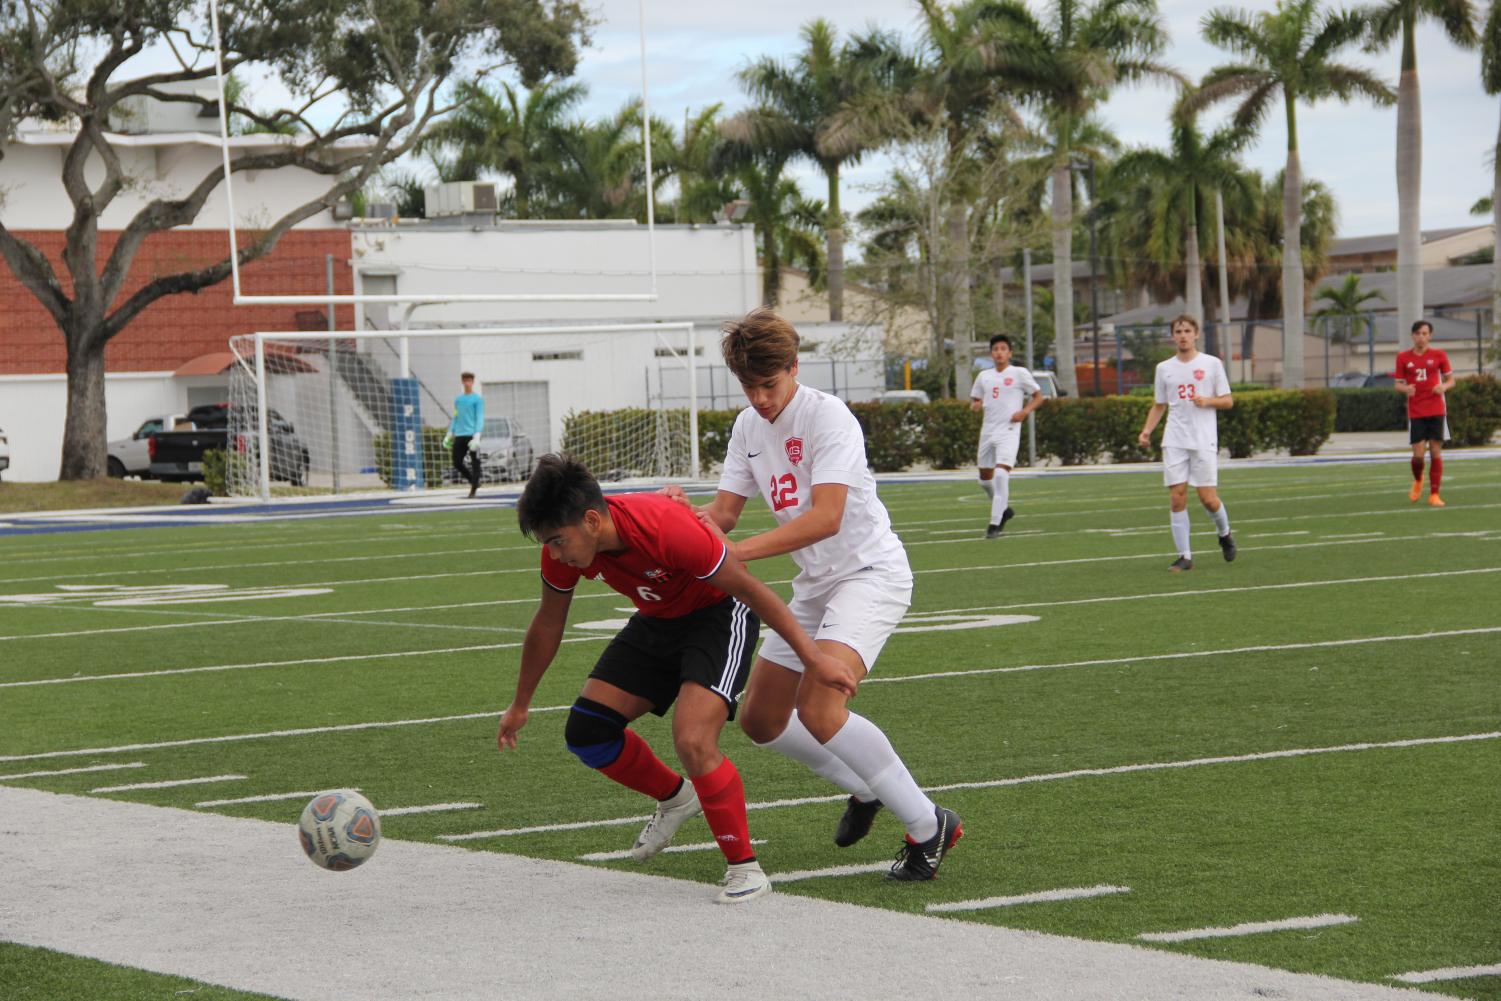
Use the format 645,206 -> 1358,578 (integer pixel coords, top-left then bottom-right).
979,477 -> 995,498
989,469 -> 1011,526
1210,502 -> 1230,537
822,712 -> 938,842
755,712 -> 875,802
1170,510 -> 1192,558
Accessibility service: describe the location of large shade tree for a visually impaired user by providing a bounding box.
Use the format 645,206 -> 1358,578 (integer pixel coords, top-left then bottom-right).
1188,0 -> 1392,389
986,0 -> 1178,398
1366,0 -> 1477,336
0,0 -> 590,479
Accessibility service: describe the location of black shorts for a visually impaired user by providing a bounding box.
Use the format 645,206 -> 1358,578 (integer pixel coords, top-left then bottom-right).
588,597 -> 759,719
1409,415 -> 1448,444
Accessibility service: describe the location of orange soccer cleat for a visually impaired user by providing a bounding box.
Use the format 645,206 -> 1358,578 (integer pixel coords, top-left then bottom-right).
1428,493 -> 1445,508
1409,480 -> 1423,502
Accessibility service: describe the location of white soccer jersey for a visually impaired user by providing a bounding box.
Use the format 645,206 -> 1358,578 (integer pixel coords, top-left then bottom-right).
1154,352 -> 1231,451
718,384 -> 911,586
971,365 -> 1040,436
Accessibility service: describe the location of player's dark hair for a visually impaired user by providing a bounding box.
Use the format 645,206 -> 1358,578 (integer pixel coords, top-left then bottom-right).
989,334 -> 1012,349
1170,314 -> 1200,334
721,307 -> 800,380
516,454 -> 608,540
1411,320 -> 1433,335
461,371 -> 476,380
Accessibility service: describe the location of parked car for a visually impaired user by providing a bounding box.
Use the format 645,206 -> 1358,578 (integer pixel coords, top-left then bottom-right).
445,416 -> 536,484
107,414 -> 185,478
878,389 -> 930,405
149,403 -> 309,486
1330,371 -> 1396,389
1034,371 -> 1062,399
0,426 -> 9,481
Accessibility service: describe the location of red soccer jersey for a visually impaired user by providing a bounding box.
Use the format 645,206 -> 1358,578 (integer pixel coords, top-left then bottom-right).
540,493 -> 729,618
1395,348 -> 1452,418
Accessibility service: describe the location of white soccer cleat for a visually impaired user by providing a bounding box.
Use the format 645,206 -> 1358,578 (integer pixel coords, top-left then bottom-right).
629,781 -> 702,861
716,860 -> 772,904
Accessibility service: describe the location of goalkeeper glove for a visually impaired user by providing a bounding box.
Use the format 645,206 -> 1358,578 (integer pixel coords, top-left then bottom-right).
468,436 -> 480,452
442,432 -> 454,450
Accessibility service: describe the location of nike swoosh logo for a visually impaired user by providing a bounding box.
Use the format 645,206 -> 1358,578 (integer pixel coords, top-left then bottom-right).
747,451 -> 762,458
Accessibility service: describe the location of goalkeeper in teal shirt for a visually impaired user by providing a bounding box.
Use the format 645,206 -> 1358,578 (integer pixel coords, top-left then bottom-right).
444,371 -> 485,497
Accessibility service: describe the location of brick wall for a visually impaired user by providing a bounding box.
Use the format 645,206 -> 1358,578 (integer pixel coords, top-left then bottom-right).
0,229 -> 355,375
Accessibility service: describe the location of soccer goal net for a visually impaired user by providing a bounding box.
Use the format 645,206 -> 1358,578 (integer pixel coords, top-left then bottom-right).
224,323 -> 701,499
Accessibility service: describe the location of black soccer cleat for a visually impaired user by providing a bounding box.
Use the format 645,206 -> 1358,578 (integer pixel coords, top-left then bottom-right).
834,796 -> 883,848
1000,506 -> 1015,529
984,524 -> 1003,539
887,806 -> 963,881
1218,533 -> 1236,562
1169,556 -> 1194,572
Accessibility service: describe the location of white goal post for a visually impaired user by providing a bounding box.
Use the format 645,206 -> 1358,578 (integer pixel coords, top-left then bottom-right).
225,323 -> 701,500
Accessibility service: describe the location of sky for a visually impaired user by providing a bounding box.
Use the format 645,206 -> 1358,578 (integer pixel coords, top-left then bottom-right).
574,0 -> 1495,241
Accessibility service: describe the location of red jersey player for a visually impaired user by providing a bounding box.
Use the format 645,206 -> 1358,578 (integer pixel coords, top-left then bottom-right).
1394,320 -> 1456,507
498,454 -> 844,903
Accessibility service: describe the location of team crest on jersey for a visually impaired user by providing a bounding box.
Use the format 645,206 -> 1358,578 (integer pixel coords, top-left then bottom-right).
643,568 -> 667,580
785,437 -> 804,465
1193,369 -> 1205,381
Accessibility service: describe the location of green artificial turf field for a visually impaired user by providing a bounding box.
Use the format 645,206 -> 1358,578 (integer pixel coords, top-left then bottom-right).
3,458 -> 1498,999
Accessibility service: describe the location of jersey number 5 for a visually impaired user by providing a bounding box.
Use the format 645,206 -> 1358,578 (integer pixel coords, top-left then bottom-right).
770,473 -> 799,512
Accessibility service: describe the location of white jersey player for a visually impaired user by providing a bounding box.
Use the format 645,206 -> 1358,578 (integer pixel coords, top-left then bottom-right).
1136,314 -> 1237,572
664,307 -> 963,882
969,334 -> 1043,538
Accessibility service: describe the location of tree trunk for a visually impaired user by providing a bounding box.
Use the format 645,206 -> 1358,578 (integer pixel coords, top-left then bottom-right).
60,329 -> 109,480
1051,162 -> 1078,396
946,202 -> 973,399
826,164 -> 844,322
1395,16 -> 1423,339
1282,119 -> 1305,389
1493,108 -> 1500,349
1185,220 -> 1203,329
759,220 -> 780,307
1215,188 -> 1232,361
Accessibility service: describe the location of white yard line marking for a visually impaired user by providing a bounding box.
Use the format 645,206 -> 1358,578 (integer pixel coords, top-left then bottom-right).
868,626 -> 1501,686
1138,913 -> 1359,943
0,762 -> 146,782
439,731 -> 1500,840
0,635 -> 609,689
577,838 -> 768,862
381,802 -> 484,817
1391,963 -> 1501,984
926,885 -> 1131,913
1323,532 -> 1386,540
197,789 -> 354,808
771,863 -> 891,883
91,774 -> 247,793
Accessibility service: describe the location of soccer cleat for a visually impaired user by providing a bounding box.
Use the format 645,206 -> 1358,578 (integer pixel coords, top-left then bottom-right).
1000,506 -> 1015,529
887,806 -> 963,882
1218,533 -> 1237,562
1409,480 -> 1423,502
468,484 -> 479,499
629,780 -> 702,861
1169,556 -> 1194,572
984,524 -> 1003,539
1428,493 -> 1445,508
834,796 -> 883,848
716,860 -> 772,903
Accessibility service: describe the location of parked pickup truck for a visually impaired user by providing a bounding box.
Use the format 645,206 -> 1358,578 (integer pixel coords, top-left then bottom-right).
149,403 -> 310,486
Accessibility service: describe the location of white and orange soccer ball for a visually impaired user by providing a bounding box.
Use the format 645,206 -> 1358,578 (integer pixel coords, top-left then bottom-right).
298,790 -> 380,871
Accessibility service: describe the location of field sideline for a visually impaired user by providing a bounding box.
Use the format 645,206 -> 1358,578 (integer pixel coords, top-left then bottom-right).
2,457 -> 1498,1000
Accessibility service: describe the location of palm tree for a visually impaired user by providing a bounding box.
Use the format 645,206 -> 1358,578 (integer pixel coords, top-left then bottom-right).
543,101 -> 673,220
1367,0 -> 1478,337
1483,0 -> 1501,342
420,79 -> 585,218
1187,0 -> 1393,389
666,105 -> 738,224
1314,272 -> 1386,340
1112,104 -> 1252,350
731,20 -> 908,320
985,0 -> 1180,397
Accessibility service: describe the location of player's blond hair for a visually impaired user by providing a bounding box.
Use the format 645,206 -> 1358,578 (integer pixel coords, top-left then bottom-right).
721,307 -> 800,381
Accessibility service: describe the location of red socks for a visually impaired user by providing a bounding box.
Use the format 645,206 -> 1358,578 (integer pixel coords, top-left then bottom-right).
690,758 -> 754,864
1430,456 -> 1443,494
598,729 -> 683,802
1411,456 -> 1425,482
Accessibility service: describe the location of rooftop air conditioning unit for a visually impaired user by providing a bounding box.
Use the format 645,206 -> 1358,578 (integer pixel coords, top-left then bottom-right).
424,181 -> 499,218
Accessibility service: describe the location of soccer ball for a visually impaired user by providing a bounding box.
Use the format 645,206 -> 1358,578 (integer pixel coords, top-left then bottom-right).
298,790 -> 380,871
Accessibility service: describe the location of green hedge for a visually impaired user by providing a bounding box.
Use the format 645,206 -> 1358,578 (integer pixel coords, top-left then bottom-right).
1449,374 -> 1501,446
372,427 -> 451,488
1332,388 -> 1407,432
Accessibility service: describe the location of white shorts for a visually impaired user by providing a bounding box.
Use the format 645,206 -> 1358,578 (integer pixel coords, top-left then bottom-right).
755,571 -> 912,675
1163,446 -> 1218,487
978,427 -> 1022,469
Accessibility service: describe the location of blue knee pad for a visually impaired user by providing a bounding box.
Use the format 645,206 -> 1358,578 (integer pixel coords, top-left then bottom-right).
564,697 -> 629,769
